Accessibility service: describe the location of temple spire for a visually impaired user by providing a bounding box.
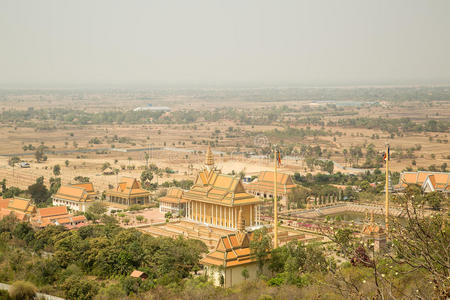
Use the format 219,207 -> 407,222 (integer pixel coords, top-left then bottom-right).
205,145 -> 215,170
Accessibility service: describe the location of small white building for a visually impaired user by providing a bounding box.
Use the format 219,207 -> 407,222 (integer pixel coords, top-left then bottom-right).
158,187 -> 186,216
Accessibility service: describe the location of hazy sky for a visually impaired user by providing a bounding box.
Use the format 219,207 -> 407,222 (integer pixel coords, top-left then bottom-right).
1,0 -> 449,87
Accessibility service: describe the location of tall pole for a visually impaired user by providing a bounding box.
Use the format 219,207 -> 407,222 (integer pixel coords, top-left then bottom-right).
273,147 -> 278,249
385,144 -> 389,233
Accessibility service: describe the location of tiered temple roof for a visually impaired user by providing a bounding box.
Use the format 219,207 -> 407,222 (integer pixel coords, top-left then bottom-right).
183,168 -> 262,206
245,171 -> 296,194
54,185 -> 93,202
107,177 -> 150,197
200,231 -> 256,267
159,187 -> 186,204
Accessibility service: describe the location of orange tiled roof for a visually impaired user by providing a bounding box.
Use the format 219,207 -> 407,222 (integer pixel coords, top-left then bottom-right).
32,210 -> 87,228
399,171 -> 450,192
246,171 -> 296,194
53,185 -> 90,202
8,198 -> 35,212
72,182 -> 94,193
183,169 -> 262,206
106,177 -> 151,198
38,206 -> 68,218
200,231 -> 257,268
72,215 -> 87,222
0,208 -> 27,221
159,187 -> 187,204
0,198 -> 10,209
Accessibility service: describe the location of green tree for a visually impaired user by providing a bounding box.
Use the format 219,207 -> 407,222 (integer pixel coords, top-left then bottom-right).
325,160 -> 334,174
62,276 -> 99,300
53,164 -> 61,176
74,176 -> 90,183
250,227 -> 272,272
87,202 -> 108,223
8,156 -> 21,167
65,160 -> 70,167
140,169 -> 154,189
27,176 -> 49,205
425,191 -> 444,211
49,177 -> 61,195
34,145 -> 48,162
241,268 -> 249,280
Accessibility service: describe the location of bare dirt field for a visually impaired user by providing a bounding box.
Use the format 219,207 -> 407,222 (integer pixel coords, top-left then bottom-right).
0,88 -> 449,194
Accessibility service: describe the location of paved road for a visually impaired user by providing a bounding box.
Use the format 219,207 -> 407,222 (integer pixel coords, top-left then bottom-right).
0,282 -> 65,300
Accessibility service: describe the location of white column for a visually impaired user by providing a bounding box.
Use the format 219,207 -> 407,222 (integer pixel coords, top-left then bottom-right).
250,205 -> 253,226
231,207 -> 234,228
228,207 -> 231,229
220,206 -> 223,227
223,206 -> 226,227
204,203 -> 206,223
215,205 -> 218,226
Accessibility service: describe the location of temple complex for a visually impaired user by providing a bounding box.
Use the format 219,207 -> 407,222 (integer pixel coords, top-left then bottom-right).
52,182 -> 97,212
182,146 -> 263,230
245,171 -> 296,208
105,177 -> 151,206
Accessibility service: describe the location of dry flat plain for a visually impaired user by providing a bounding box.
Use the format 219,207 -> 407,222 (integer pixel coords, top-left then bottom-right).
0,87 -> 449,192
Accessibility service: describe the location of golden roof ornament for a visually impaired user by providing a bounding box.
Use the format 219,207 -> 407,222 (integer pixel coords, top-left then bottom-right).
205,145 -> 215,170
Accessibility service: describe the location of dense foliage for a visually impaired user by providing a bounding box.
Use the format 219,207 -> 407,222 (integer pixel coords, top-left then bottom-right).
0,218 -> 207,299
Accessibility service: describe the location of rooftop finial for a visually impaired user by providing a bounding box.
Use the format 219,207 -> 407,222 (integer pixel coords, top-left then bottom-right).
205,145 -> 215,170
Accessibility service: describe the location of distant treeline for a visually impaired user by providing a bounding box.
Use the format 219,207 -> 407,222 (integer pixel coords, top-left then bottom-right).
328,117 -> 449,133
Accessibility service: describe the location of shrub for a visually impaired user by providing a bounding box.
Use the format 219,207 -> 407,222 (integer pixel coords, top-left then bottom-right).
9,281 -> 37,300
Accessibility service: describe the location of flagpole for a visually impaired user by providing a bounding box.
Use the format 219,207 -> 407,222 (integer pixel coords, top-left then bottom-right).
273,146 -> 278,249
385,143 -> 389,234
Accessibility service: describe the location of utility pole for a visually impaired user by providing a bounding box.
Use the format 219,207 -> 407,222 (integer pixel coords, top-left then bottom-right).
273,146 -> 278,249
385,143 -> 390,234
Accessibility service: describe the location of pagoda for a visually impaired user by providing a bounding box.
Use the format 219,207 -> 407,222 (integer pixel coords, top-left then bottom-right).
183,146 -> 263,230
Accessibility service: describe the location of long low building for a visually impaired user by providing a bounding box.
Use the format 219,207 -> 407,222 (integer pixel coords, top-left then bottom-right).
32,206 -> 87,229
395,171 -> 450,194
52,183 -> 97,212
